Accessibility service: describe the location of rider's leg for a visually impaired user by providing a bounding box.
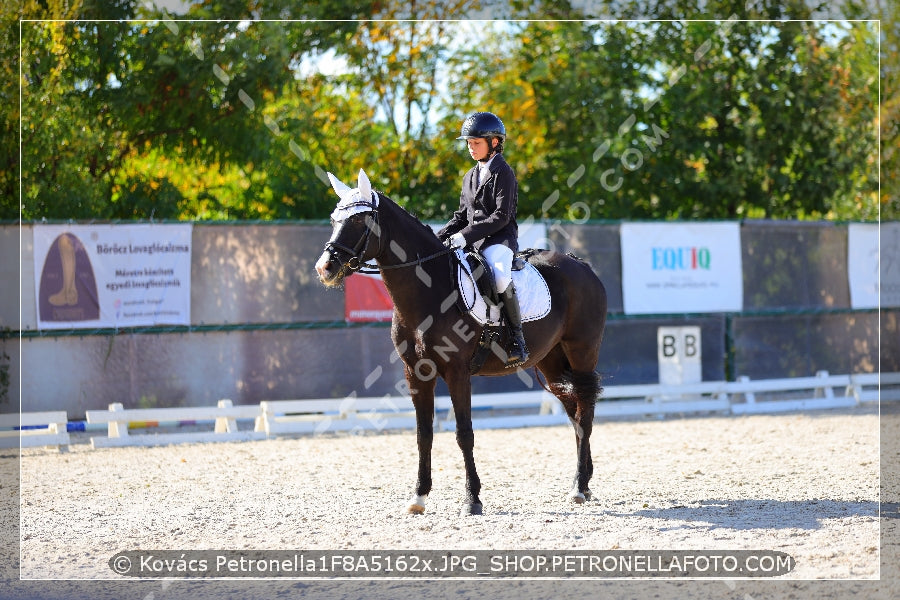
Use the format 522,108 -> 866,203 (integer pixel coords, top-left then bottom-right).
483,244 -> 529,366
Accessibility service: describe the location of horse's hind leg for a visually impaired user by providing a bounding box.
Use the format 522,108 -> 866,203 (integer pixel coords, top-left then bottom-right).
563,369 -> 598,502
564,339 -> 601,501
539,344 -> 600,503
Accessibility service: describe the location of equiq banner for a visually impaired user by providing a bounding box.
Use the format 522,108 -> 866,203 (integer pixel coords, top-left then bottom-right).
847,223 -> 880,309
33,224 -> 192,329
620,222 -> 743,314
855,221 -> 900,309
883,223 -> 900,307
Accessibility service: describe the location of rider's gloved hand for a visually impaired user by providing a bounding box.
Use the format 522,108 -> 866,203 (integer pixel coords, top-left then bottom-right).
444,233 -> 466,249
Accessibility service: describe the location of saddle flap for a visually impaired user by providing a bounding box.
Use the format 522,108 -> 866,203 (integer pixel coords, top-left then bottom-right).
464,251 -> 499,306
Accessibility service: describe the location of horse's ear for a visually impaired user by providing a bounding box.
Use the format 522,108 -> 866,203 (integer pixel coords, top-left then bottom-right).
327,172 -> 353,202
357,169 -> 373,203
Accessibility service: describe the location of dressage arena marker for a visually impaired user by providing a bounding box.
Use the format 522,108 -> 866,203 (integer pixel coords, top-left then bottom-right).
7,371 -> 898,449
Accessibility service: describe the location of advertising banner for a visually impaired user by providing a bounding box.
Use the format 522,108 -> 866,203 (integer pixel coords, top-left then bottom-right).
344,273 -> 394,322
621,222 -> 743,314
33,224 -> 192,329
883,223 -> 900,307
847,223 -> 880,309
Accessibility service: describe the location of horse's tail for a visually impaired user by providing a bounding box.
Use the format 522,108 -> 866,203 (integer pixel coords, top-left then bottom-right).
534,367 -> 602,405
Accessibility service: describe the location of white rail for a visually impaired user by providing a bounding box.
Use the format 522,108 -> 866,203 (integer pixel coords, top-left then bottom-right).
85,399 -> 266,448
11,371 -> 897,448
0,411 -> 70,450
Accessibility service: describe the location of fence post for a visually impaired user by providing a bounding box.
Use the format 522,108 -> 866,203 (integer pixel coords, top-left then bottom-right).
814,370 -> 835,399
108,403 -> 128,439
215,399 -> 237,433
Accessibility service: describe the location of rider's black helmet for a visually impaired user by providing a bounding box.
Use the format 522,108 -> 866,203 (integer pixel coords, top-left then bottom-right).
456,111 -> 506,141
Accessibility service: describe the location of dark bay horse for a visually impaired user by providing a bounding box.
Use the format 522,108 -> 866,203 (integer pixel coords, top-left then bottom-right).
315,169 -> 607,516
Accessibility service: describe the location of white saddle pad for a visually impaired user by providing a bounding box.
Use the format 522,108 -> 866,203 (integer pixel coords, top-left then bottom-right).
455,249 -> 551,326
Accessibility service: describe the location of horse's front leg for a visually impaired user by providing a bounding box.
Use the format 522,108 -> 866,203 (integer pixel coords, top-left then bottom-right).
447,372 -> 482,516
406,365 -> 436,514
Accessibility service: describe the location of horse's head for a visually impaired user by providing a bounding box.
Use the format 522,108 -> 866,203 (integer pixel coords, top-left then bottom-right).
315,168 -> 381,287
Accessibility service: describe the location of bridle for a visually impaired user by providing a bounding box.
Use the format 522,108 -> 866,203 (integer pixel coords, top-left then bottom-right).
322,198 -> 383,276
322,196 -> 454,276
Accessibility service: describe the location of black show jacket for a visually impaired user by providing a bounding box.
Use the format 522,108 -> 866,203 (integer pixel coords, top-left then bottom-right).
437,153 -> 519,252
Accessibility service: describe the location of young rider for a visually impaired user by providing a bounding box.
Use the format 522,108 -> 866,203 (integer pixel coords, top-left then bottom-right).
437,111 -> 529,367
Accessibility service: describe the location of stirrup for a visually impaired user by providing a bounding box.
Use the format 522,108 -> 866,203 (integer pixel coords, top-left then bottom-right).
505,331 -> 529,367
505,351 -> 528,368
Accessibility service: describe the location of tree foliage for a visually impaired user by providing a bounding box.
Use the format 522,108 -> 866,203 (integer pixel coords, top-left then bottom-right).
2,0 -> 884,222
12,0 -> 369,220
878,0 -> 900,220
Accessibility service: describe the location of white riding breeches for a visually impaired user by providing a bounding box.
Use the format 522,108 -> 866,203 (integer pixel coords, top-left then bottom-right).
482,244 -> 514,294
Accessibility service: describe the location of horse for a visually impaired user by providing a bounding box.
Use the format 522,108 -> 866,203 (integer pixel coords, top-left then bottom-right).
315,169 -> 607,516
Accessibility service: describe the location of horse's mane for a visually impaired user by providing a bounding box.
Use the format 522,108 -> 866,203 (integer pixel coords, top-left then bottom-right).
375,190 -> 443,246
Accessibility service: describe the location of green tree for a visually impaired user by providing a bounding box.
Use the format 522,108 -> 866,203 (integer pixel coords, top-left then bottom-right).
418,11 -> 877,222
1,0 -> 84,219
16,1 -> 370,220
6,0 -> 882,223
877,0 -> 900,219
639,18 -> 877,219
326,3 -> 477,217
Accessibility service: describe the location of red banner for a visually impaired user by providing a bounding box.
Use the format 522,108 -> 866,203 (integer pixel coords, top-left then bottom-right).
344,273 -> 393,322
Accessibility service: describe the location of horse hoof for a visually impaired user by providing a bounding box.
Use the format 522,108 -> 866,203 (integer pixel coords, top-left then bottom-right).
461,502 -> 483,516
407,495 -> 427,514
583,489 -> 593,501
570,491 -> 586,504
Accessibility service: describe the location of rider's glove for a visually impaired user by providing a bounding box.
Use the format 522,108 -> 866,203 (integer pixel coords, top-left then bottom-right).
445,233 -> 466,249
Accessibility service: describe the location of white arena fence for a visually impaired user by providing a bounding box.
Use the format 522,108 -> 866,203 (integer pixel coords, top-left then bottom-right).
3,371 -> 898,450
0,411 -> 70,450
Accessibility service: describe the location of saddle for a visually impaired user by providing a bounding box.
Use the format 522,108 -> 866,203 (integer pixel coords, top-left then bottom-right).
462,249 -> 536,308
455,248 -> 548,374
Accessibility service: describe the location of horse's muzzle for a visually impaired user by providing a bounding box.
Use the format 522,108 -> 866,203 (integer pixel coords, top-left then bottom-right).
315,250 -> 342,286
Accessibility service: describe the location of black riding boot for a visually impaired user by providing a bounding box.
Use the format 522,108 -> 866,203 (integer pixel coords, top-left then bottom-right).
500,282 -> 529,367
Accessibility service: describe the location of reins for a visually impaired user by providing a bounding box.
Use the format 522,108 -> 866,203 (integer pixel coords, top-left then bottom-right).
323,196 -> 454,276
354,247 -> 454,274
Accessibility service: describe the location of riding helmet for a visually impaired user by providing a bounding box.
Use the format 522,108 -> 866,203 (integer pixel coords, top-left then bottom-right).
456,112 -> 506,141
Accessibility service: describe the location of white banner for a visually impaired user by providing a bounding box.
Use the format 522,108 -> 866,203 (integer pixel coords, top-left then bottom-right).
33,224 -> 192,329
877,222 -> 900,308
847,223 -> 879,309
621,222 -> 743,314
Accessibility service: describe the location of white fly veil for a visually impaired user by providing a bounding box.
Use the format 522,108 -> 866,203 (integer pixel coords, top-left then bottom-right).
327,169 -> 378,222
